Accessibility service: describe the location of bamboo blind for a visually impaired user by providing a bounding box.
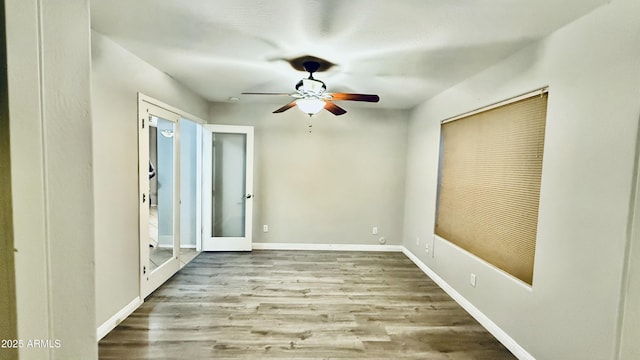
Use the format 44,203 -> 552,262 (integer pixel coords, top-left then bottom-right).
435,92 -> 548,285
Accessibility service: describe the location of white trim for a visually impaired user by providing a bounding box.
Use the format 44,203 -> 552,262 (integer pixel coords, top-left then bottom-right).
195,124 -> 203,252
441,87 -> 548,124
138,93 -> 207,125
402,247 -> 535,360
252,242 -> 403,252
202,237 -> 251,251
96,296 -> 142,340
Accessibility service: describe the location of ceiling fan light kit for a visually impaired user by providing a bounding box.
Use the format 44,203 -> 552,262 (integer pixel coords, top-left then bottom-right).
296,98 -> 326,115
242,57 -> 380,118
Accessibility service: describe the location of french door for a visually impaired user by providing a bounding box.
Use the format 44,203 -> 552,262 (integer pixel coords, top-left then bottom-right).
139,100 -> 181,298
201,125 -> 254,251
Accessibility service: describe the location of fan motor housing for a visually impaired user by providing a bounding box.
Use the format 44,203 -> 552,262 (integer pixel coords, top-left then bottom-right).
287,55 -> 335,73
295,78 -> 326,94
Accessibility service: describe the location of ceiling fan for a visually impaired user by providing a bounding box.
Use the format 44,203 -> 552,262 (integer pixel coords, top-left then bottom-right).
242,58 -> 380,116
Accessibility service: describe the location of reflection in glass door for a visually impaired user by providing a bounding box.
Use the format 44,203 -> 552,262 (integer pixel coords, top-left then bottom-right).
148,116 -> 175,272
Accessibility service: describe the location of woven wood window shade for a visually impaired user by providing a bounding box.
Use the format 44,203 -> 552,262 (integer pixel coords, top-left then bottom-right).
435,92 -> 548,285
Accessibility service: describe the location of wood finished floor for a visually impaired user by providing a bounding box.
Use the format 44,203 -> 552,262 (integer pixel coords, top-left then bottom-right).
99,251 -> 516,359
150,247 -> 200,271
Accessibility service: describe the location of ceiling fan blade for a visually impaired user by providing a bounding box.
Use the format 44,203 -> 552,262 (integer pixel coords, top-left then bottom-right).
329,93 -> 380,102
324,101 -> 347,116
273,101 -> 297,113
242,92 -> 292,96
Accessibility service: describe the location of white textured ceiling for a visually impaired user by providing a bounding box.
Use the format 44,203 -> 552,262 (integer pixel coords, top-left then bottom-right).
90,0 -> 608,110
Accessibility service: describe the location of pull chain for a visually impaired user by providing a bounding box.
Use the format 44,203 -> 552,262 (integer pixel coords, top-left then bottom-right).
308,114 -> 313,133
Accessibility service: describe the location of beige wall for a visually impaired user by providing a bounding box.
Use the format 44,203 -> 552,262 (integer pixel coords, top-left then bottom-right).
209,102 -> 409,247
0,1 -> 17,356
402,0 -> 640,359
6,0 -> 97,358
91,31 -> 209,327
620,159 -> 640,359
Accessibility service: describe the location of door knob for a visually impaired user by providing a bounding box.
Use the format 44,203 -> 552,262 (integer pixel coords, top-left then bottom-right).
245,194 -> 252,199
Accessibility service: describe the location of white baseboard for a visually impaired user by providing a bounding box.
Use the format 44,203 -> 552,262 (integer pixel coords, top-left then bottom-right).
252,242 -> 403,252
96,296 -> 142,340
402,248 -> 535,360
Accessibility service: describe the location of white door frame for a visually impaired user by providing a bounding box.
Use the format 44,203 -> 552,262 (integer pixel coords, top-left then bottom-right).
195,124 -> 203,251
202,124 -> 254,251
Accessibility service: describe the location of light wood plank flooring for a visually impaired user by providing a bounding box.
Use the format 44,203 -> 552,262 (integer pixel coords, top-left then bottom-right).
99,250 -> 516,359
150,247 -> 200,271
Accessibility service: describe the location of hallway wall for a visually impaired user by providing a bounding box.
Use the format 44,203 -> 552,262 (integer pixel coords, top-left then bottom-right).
91,30 -> 208,328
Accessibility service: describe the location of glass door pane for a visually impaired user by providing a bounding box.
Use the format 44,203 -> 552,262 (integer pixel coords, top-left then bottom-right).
149,116 -> 175,272
212,133 -> 247,237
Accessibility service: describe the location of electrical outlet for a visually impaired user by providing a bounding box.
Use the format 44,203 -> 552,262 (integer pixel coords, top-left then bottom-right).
372,226 -> 378,235
470,273 -> 477,287
263,224 -> 269,233
425,243 -> 430,253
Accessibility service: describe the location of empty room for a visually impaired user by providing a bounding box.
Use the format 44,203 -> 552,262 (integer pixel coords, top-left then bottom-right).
3,0 -> 640,359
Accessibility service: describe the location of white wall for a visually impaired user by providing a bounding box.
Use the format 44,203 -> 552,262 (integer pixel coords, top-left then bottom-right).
91,31 -> 208,327
7,0 -> 97,358
209,103 -> 409,247
402,0 -> 640,359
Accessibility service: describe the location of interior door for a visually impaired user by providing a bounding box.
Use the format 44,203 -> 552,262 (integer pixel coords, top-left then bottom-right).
202,125 -> 254,251
139,101 -> 181,298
